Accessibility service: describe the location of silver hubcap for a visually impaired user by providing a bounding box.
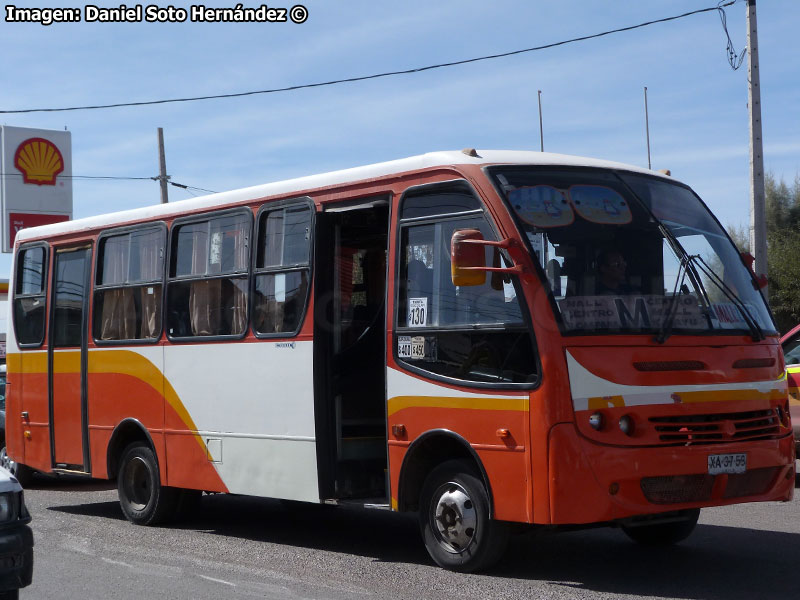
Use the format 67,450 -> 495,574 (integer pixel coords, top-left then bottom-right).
122,456 -> 151,510
431,481 -> 477,554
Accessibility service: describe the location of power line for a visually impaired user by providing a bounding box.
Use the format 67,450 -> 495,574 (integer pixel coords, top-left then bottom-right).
0,2 -> 738,115
167,181 -> 217,194
0,172 -> 217,194
0,173 -> 151,181
718,0 -> 747,70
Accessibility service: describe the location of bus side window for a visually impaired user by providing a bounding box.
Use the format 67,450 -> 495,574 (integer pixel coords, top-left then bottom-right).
166,211 -> 251,339
93,227 -> 165,342
252,203 -> 312,336
13,245 -> 48,346
395,192 -> 539,386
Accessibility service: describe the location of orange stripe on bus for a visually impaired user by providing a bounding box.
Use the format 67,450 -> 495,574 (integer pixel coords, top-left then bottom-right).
8,349 -> 208,457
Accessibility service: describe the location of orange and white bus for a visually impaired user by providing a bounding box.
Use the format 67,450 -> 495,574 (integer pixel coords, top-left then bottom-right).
2,150 -> 794,571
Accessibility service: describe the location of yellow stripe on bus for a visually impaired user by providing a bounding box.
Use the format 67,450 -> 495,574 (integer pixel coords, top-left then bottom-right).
587,386 -> 786,409
7,349 -> 206,455
387,395 -> 528,417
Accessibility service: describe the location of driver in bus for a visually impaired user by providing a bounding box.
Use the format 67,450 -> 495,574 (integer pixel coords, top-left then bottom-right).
595,247 -> 635,295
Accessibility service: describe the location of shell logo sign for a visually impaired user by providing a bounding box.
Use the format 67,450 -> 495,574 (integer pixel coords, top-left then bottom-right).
0,125 -> 73,253
14,137 -> 65,186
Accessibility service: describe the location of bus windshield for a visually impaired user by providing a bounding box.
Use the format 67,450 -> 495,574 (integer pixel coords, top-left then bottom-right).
490,167 -> 775,337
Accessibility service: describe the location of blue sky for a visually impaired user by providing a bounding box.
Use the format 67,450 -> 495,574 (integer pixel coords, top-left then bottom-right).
1,0 -> 798,278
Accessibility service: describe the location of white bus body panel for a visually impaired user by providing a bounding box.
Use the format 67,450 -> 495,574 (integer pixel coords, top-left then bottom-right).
163,340 -> 319,501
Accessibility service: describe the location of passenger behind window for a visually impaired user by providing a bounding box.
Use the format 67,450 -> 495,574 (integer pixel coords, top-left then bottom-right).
546,259 -> 562,297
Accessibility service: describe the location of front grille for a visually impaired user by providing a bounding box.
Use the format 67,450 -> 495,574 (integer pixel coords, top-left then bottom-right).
723,467 -> 779,499
641,474 -> 714,504
649,409 -> 780,446
641,468 -> 781,504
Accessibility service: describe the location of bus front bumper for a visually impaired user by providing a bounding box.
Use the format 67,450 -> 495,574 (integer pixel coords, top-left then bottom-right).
547,422 -> 795,525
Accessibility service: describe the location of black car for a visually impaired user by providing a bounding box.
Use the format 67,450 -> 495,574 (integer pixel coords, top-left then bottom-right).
0,466 -> 33,599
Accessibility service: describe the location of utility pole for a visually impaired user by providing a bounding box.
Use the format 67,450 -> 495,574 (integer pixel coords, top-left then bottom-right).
157,127 -> 169,204
644,87 -> 652,170
537,90 -> 544,152
747,0 -> 767,299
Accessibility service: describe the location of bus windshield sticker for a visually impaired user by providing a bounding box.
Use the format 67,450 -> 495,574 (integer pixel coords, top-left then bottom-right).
508,186 -> 573,228
407,297 -> 428,327
568,185 -> 632,225
557,295 -> 706,331
411,336 -> 425,360
709,302 -> 749,328
398,336 -> 412,358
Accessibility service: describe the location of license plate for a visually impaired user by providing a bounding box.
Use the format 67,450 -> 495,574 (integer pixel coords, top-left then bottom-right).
708,453 -> 746,475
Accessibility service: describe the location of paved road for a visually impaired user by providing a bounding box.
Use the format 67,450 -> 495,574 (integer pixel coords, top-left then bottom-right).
19,475 -> 800,600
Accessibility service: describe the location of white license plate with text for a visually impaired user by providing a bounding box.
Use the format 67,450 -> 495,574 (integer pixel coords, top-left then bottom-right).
707,453 -> 746,475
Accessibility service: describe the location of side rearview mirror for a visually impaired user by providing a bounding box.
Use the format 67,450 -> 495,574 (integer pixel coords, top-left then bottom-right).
450,229 -> 525,287
451,229 -> 487,287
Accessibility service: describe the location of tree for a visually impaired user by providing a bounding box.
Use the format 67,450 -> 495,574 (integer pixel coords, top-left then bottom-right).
767,229 -> 800,333
726,223 -> 749,253
762,172 -> 800,333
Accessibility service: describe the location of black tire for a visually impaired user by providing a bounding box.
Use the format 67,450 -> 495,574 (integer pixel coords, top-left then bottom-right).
0,589 -> 19,599
622,509 -> 700,546
117,443 -> 179,525
0,446 -> 34,488
419,459 -> 509,572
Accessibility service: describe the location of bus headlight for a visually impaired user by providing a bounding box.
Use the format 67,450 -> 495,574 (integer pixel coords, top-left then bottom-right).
589,412 -> 604,431
619,415 -> 635,436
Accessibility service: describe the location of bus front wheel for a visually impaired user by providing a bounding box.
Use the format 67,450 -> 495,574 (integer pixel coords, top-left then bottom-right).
622,508 -> 700,546
419,459 -> 508,572
117,443 -> 179,525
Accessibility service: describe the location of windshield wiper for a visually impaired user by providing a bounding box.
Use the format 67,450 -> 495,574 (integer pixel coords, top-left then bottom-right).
654,223 -> 712,344
687,255 -> 764,341
655,254 -> 691,344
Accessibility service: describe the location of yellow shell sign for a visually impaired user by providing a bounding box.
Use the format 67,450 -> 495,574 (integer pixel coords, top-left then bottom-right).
14,137 -> 64,186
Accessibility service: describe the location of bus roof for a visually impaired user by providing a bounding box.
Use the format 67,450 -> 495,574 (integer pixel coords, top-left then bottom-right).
15,149 -> 667,243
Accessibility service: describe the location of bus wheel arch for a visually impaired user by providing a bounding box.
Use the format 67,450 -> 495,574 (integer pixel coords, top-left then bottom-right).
397,430 -> 493,515
107,419 -> 155,482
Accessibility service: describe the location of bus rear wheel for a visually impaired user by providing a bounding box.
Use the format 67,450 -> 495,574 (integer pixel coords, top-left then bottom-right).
419,460 -> 508,572
117,443 -> 179,525
622,508 -> 700,545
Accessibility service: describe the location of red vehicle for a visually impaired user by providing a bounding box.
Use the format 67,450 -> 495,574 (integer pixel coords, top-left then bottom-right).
2,150 -> 795,572
780,324 -> 800,456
